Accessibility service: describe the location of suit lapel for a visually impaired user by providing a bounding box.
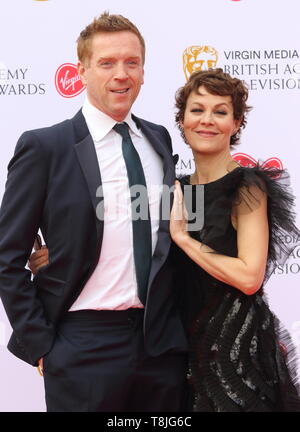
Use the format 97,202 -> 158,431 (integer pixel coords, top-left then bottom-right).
132,115 -> 174,181
132,116 -> 176,293
72,110 -> 104,243
132,114 -> 175,188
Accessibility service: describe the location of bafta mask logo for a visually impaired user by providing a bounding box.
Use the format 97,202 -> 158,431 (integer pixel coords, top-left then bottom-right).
183,46 -> 218,80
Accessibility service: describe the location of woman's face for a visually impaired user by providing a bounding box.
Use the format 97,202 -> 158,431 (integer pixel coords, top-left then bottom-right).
182,86 -> 240,155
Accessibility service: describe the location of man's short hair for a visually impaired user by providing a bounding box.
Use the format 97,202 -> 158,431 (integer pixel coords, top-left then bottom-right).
77,11 -> 146,65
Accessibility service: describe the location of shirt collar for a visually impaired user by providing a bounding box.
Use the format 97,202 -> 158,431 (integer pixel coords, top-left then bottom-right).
82,97 -> 142,142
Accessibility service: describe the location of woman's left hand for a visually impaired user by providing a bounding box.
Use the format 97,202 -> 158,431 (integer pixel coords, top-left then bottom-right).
170,180 -> 190,245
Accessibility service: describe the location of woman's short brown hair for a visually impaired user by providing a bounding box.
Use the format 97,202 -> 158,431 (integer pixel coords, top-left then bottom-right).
77,12 -> 146,66
175,68 -> 251,147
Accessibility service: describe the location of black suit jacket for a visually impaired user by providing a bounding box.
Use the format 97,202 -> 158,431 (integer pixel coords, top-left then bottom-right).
0,110 -> 187,366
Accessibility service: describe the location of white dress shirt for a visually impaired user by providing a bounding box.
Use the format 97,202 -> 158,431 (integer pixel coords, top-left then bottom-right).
69,98 -> 164,311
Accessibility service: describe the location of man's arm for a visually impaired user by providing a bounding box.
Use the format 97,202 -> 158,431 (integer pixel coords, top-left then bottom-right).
0,131 -> 55,366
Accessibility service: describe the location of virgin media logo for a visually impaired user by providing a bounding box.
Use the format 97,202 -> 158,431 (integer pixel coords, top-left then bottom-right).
55,63 -> 85,98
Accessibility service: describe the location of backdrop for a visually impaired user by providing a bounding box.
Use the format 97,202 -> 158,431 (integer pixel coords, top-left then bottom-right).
0,0 -> 299,411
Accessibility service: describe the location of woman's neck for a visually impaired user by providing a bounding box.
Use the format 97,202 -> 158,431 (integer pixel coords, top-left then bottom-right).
191,151 -> 238,185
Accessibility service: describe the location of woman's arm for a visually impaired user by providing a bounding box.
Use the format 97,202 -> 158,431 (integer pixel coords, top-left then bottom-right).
170,181 -> 269,295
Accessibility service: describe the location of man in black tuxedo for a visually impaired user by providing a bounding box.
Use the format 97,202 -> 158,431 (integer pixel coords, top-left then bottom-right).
0,12 -> 188,411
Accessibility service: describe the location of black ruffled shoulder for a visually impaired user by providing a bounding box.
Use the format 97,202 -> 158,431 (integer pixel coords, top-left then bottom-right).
179,164 -> 300,285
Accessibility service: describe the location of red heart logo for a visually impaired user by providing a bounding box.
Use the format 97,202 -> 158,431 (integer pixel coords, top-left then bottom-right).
232,153 -> 283,171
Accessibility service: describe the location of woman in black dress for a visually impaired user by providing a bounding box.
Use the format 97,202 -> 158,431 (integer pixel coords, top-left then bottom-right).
170,68 -> 300,412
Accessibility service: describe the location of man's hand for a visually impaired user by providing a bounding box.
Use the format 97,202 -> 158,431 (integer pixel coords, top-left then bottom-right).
37,357 -> 44,376
28,247 -> 49,275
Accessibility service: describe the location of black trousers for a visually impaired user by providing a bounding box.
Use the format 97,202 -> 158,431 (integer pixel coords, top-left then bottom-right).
43,309 -> 188,412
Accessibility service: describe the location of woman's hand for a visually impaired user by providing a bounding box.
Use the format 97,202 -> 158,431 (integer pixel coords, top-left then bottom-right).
28,247 -> 49,275
170,180 -> 190,245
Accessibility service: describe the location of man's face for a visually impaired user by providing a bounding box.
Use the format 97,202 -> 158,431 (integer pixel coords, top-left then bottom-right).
78,31 -> 144,121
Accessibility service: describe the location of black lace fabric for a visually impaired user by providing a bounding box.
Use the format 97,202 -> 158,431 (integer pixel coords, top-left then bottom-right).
174,165 -> 300,412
